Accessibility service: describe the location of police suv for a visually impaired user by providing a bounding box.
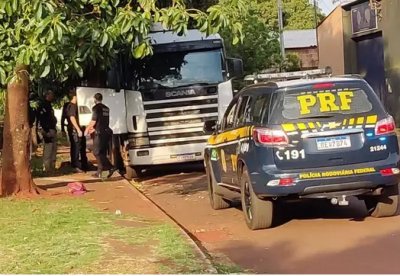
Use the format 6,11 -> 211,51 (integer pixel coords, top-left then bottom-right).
204,69 -> 400,230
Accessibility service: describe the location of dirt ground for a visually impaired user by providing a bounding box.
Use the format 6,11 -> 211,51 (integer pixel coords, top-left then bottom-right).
138,163 -> 400,274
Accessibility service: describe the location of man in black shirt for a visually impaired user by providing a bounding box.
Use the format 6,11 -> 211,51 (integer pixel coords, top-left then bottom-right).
37,90 -> 57,172
85,93 -> 115,178
61,87 -> 76,136
66,90 -> 88,172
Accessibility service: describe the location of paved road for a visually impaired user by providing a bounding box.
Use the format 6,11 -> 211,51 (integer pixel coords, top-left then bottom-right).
138,164 -> 400,273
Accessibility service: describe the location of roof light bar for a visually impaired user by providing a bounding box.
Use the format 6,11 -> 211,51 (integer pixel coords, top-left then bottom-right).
244,66 -> 333,83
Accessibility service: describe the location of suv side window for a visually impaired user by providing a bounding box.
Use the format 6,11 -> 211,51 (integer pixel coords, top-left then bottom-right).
252,95 -> 271,124
222,100 -> 238,130
236,96 -> 250,127
244,96 -> 254,123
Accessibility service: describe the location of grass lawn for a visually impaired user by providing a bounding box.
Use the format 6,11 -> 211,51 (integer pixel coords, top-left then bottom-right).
0,198 -> 215,274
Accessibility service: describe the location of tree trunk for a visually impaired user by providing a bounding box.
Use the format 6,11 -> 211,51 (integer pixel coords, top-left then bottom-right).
0,65 -> 39,197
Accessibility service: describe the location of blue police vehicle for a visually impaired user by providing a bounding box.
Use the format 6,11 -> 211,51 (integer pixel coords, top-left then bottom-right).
204,69 -> 400,230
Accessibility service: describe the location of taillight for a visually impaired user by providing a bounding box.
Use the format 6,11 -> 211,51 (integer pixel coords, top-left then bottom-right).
380,168 -> 400,176
279,177 -> 294,186
253,127 -> 289,146
375,116 -> 396,136
313,83 -> 335,89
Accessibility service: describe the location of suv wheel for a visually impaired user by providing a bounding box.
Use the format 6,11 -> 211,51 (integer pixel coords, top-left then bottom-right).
364,185 -> 399,218
240,168 -> 274,230
206,163 -> 230,210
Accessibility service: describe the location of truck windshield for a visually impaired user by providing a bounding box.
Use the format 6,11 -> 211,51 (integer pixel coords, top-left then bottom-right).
137,49 -> 224,89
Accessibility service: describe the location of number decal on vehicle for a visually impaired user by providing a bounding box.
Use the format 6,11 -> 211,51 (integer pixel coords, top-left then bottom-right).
370,145 -> 387,152
240,142 -> 249,153
276,149 -> 306,161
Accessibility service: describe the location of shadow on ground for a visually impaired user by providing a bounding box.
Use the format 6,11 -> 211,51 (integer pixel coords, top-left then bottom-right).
139,162 -> 205,180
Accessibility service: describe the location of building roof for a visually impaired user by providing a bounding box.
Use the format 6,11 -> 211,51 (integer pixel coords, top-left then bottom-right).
283,29 -> 317,49
341,0 -> 365,7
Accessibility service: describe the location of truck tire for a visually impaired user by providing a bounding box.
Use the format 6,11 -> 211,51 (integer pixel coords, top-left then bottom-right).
125,166 -> 143,180
364,185 -> 399,218
206,162 -> 230,210
241,168 -> 274,230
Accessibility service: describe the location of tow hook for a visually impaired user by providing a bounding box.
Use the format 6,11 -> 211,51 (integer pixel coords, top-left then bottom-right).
330,195 -> 349,206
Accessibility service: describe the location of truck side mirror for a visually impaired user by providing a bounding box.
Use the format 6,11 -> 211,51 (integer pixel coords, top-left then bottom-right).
227,58 -> 244,79
204,120 -> 218,134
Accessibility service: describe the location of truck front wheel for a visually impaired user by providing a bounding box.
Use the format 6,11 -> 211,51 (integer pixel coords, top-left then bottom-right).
125,166 -> 143,180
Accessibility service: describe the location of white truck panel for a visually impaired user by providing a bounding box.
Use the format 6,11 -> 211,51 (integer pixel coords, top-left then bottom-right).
217,80 -> 234,121
76,87 -> 127,134
125,90 -> 147,133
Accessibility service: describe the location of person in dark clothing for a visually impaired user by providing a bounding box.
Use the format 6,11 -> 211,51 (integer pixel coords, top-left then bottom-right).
84,93 -> 115,178
37,90 -> 57,172
61,88 -> 76,136
28,93 -> 37,159
66,90 -> 88,173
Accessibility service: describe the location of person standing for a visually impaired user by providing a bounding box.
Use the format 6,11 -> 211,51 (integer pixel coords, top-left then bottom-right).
28,93 -> 37,159
84,93 -> 115,178
37,90 -> 57,172
61,87 -> 76,137
66,90 -> 88,173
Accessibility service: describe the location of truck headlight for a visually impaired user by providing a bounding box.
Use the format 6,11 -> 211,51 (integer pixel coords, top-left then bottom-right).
135,137 -> 150,147
129,137 -> 150,148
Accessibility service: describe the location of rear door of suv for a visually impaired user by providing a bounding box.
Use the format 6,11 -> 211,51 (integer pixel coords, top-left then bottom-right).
269,80 -> 397,170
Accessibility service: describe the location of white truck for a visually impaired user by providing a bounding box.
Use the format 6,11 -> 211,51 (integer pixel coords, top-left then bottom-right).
77,29 -> 243,178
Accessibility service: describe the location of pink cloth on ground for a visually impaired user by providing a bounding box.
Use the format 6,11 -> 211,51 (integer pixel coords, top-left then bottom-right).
67,182 -> 87,195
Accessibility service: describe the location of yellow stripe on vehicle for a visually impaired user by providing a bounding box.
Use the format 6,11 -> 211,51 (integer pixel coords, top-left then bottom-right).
366,115 -> 378,124
308,122 -> 315,129
343,119 -> 347,126
297,123 -> 307,130
357,117 -> 365,125
208,126 -> 251,145
282,123 -> 296,132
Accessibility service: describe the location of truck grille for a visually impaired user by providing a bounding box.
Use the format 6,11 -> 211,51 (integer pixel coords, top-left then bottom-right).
143,95 -> 218,147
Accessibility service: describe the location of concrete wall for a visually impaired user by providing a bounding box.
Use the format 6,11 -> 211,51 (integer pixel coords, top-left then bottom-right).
317,7 -> 345,75
382,0 -> 400,124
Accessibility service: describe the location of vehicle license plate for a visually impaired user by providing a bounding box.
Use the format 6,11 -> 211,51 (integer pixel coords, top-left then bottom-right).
176,153 -> 196,161
316,136 -> 351,150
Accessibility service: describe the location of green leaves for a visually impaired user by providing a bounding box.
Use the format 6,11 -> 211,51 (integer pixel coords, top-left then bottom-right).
36,3 -> 42,20
0,66 -> 7,85
100,33 -> 108,47
40,65 -> 50,78
0,0 -> 248,86
73,61 -> 83,78
133,41 -> 152,59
